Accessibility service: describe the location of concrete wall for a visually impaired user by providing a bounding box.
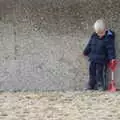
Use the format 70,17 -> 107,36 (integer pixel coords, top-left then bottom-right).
0,0 -> 120,91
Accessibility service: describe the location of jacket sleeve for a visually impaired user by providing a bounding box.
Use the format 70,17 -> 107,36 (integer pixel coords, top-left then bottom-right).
105,31 -> 116,61
83,35 -> 92,56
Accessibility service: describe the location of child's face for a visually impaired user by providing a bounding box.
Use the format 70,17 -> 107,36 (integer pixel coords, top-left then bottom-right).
96,29 -> 106,38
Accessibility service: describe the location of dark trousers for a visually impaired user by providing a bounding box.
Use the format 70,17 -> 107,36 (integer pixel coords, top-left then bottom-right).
89,61 -> 107,90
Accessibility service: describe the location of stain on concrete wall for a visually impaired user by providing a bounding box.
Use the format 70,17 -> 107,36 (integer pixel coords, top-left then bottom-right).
0,0 -> 120,91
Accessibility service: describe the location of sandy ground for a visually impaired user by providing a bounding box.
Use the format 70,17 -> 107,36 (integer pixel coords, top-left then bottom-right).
0,91 -> 120,120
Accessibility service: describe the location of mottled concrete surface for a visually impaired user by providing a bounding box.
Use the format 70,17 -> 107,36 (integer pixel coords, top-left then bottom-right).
0,91 -> 120,120
0,0 -> 120,91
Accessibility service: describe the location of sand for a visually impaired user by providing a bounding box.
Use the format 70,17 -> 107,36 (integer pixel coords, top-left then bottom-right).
0,91 -> 120,120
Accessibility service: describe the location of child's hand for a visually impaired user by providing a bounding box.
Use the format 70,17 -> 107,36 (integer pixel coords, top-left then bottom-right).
108,59 -> 117,71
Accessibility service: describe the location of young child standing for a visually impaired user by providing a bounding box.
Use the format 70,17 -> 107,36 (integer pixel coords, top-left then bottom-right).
83,19 -> 116,90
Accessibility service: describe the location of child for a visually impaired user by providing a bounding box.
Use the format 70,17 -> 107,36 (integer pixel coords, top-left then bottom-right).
83,19 -> 116,90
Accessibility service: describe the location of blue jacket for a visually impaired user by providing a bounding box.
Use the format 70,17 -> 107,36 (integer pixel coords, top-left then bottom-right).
83,30 -> 116,64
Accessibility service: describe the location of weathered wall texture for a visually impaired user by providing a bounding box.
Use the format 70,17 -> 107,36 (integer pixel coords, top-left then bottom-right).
0,0 -> 120,91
